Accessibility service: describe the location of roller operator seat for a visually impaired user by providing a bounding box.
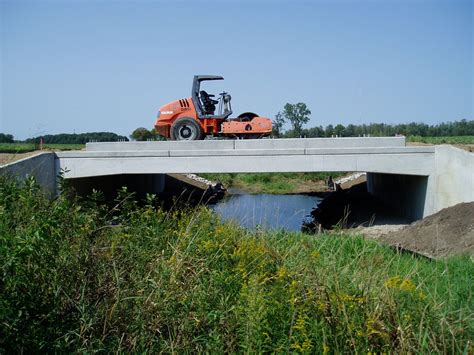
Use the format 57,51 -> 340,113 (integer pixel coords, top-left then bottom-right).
200,90 -> 218,115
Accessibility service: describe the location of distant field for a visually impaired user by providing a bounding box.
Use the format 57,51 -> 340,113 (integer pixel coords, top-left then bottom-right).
407,136 -> 474,144
0,143 -> 84,153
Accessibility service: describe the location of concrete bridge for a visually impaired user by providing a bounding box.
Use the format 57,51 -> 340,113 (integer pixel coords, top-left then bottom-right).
1,137 -> 473,221
57,137 -> 434,177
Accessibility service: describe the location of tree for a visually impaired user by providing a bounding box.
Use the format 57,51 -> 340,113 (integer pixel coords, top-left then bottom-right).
325,124 -> 334,137
150,128 -> 166,141
334,124 -> 345,137
345,124 -> 356,137
0,133 -> 14,143
272,111 -> 286,137
303,125 -> 325,138
130,127 -> 153,141
282,103 -> 311,136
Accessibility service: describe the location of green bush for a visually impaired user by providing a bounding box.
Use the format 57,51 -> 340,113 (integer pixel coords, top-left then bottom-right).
0,177 -> 472,352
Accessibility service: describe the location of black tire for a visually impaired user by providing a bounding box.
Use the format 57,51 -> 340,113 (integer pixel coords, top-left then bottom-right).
171,117 -> 204,141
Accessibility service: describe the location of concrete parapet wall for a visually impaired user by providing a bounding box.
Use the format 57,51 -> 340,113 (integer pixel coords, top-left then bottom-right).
86,136 -> 406,152
0,152 -> 57,196
63,146 -> 434,158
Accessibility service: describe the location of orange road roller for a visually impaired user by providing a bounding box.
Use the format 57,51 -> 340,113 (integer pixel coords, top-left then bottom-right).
154,75 -> 272,140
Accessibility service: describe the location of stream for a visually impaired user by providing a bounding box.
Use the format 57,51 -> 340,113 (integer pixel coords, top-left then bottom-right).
210,193 -> 322,231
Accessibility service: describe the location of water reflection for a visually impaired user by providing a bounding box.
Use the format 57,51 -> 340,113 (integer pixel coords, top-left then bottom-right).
210,193 -> 322,231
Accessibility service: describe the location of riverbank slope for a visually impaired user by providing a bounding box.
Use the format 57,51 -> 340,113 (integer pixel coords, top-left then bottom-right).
1,176 -> 472,353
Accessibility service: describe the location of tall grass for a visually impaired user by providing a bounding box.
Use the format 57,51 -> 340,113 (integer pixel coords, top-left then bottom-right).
0,176 -> 472,352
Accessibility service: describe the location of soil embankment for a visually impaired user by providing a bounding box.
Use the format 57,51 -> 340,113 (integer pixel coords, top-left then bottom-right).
0,152 -> 43,165
379,202 -> 474,258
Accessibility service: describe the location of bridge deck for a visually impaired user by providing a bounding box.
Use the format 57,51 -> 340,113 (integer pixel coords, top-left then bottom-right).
56,137 -> 435,178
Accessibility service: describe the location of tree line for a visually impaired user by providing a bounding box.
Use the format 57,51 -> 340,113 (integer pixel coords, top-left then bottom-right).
0,133 -> 14,143
24,132 -> 129,144
273,103 -> 474,138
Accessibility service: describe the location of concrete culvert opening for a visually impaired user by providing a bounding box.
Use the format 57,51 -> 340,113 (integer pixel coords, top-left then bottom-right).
67,173 -> 225,206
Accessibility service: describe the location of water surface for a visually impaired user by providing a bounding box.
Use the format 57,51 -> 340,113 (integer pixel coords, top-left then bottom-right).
210,193 -> 322,231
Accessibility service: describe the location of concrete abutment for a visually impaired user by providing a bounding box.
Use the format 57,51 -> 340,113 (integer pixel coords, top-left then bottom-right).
366,146 -> 474,220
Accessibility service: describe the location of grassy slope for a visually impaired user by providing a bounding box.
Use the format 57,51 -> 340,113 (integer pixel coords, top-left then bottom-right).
0,177 -> 472,353
201,172 -> 347,194
407,135 -> 474,144
0,143 -> 84,153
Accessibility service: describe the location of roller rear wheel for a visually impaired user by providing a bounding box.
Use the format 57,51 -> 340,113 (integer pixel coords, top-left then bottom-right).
171,117 -> 204,141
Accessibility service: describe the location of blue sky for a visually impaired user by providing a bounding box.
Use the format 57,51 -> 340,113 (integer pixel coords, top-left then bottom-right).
1,0 -> 472,140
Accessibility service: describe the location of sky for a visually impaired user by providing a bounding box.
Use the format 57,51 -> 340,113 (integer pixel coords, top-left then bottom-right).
0,0 -> 472,140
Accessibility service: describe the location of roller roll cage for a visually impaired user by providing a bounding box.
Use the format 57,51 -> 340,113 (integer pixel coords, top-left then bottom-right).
191,75 -> 232,119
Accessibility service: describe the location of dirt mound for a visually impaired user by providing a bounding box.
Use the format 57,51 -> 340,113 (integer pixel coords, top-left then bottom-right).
381,202 -> 474,258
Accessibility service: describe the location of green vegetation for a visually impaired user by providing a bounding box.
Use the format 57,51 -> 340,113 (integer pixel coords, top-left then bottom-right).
26,132 -> 129,144
0,133 -> 14,143
278,102 -> 312,137
1,176 -> 472,353
130,127 -> 165,141
274,118 -> 474,138
0,143 -> 84,153
407,135 -> 474,145
201,172 -> 347,194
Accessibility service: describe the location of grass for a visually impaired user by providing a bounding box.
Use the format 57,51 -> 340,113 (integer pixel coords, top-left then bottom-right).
201,172 -> 347,194
0,176 -> 473,353
0,143 -> 84,153
408,135 -> 474,145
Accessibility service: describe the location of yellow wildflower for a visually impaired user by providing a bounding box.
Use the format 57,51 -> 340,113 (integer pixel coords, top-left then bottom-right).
276,266 -> 288,279
399,278 -> 416,292
384,275 -> 401,288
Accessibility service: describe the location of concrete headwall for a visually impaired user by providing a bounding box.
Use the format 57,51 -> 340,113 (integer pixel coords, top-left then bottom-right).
429,145 -> 474,214
0,152 -> 57,196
